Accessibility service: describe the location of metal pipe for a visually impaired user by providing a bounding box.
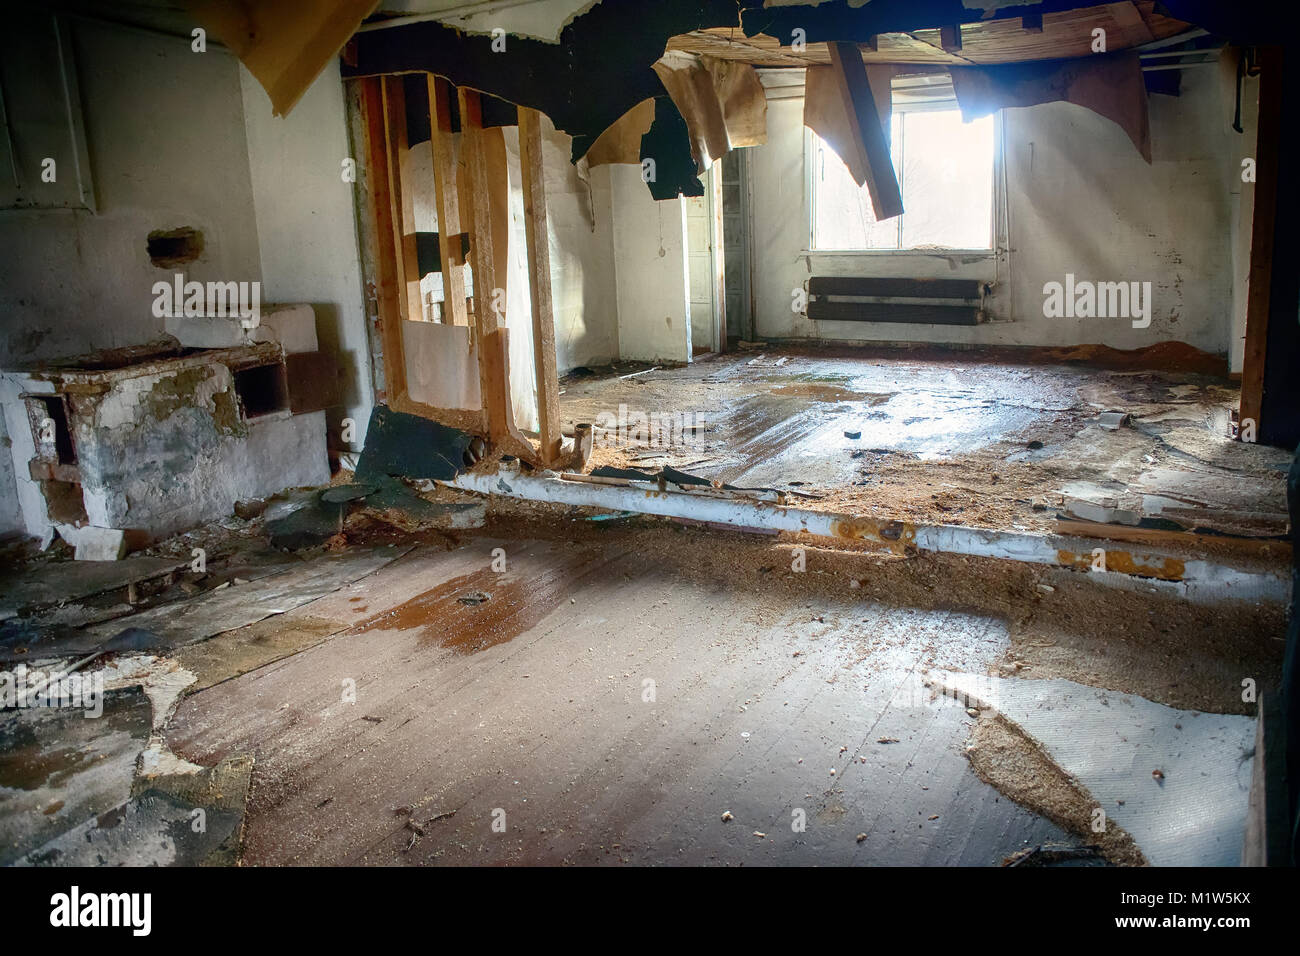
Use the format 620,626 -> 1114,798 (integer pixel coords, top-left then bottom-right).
446,464 -> 1288,602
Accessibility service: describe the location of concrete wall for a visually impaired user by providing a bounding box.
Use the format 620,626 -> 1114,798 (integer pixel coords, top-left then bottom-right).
749,64 -> 1243,356
609,165 -> 692,363
240,66 -> 374,450
0,19 -> 262,368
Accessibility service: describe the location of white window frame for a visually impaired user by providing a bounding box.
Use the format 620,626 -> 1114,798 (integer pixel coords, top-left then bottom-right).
804,91 -> 1004,259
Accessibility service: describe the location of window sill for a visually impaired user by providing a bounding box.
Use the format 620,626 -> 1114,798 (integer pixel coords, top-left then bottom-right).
803,248 -> 997,258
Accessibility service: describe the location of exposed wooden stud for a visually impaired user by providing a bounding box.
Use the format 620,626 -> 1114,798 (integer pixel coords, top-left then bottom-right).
863,35 -> 879,53
518,107 -> 563,467
1239,47 -> 1283,438
826,41 -> 903,221
427,75 -> 469,327
457,86 -> 536,462
1021,12 -> 1044,33
380,76 -> 424,323
359,78 -> 408,402
939,25 -> 962,52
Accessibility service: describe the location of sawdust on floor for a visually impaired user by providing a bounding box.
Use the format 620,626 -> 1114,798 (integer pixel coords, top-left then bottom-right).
965,713 -> 1147,866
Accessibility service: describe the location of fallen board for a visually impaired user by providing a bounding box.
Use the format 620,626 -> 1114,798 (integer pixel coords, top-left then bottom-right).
0,556 -> 187,621
82,546 -> 411,649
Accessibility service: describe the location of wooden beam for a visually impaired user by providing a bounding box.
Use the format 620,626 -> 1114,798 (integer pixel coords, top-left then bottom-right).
939,25 -> 962,52
1240,47 -> 1283,438
457,86 -> 536,461
359,78 -> 407,402
826,41 -> 903,221
380,76 -> 424,323
1021,12 -> 1043,33
427,75 -> 469,327
518,107 -> 563,467
1105,2 -> 1155,48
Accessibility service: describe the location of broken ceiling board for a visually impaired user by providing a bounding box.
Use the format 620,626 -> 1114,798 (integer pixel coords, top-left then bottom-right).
186,0 -> 382,116
939,673 -> 1256,866
82,546 -> 411,649
803,61 -> 895,184
826,42 -> 903,219
341,1 -> 748,155
670,2 -> 1190,65
581,98 -> 657,168
733,1 -> 1191,64
654,52 -> 733,172
0,556 -> 187,621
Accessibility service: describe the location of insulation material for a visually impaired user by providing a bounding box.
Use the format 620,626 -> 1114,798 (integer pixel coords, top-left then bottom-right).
802,62 -> 895,187
186,0 -> 380,116
949,52 -> 1152,163
651,51 -> 767,173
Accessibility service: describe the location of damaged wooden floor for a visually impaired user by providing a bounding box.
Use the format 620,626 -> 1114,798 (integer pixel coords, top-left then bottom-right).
4,503 -> 1281,867
162,534 -> 1079,866
560,345 -> 1291,538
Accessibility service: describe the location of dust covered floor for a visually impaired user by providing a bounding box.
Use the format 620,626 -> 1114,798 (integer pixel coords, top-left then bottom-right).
559,345 -> 1291,538
151,513 -> 1278,866
2,497 -> 1283,866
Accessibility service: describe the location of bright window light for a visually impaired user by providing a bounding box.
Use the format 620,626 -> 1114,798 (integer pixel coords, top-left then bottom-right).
812,108 -> 995,252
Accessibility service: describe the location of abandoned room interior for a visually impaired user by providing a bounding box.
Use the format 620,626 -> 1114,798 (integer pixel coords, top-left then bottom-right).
2,0 -> 1299,889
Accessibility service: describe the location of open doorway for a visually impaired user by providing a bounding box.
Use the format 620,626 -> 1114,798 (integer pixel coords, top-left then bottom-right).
684,165 -> 725,357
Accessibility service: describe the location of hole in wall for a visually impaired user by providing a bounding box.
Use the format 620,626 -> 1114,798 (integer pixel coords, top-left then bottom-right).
42,480 -> 87,525
233,363 -> 290,420
147,227 -> 204,268
29,395 -> 76,465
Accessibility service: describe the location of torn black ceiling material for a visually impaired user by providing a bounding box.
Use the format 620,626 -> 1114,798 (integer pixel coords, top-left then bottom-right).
642,96 -> 706,199
343,0 -> 755,199
342,0 -> 1270,200
354,404 -> 475,482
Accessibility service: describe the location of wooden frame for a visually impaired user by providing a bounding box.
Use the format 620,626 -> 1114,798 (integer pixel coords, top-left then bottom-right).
355,75 -> 574,468
1239,47 -> 1283,439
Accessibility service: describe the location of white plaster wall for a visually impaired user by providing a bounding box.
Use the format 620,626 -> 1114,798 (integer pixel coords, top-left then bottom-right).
240,66 -> 374,450
541,117 -> 620,370
0,19 -> 262,367
609,165 -> 692,363
749,66 -> 1241,356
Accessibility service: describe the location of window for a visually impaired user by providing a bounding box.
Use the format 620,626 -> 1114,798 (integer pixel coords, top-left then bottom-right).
811,104 -> 995,252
